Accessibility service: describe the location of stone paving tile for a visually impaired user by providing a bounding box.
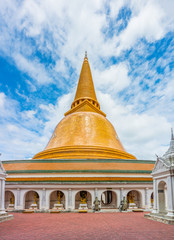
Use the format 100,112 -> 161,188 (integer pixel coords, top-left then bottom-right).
0,212 -> 174,240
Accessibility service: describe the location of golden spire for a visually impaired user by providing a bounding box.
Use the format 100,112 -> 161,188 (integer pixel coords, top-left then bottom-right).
65,52 -> 106,117
74,52 -> 97,102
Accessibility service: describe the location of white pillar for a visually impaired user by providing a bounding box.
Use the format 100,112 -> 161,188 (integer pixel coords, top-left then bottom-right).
152,179 -> 158,214
68,188 -> 72,211
120,188 -> 123,202
167,175 -> 174,217
144,188 -> 149,209
16,188 -> 22,210
0,179 -> 6,214
41,188 -> 46,210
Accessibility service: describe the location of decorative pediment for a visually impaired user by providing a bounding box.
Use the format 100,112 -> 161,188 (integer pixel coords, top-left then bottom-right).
152,158 -> 169,173
64,99 -> 106,117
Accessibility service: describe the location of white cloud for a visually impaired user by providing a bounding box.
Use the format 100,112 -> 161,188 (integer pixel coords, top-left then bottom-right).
115,1 -> 165,55
94,62 -> 130,93
0,91 -> 73,160
0,0 -> 173,161
26,80 -> 37,92
0,92 -> 19,119
97,92 -> 172,160
0,0 -> 173,78
0,92 -> 5,108
13,53 -> 52,84
22,110 -> 37,119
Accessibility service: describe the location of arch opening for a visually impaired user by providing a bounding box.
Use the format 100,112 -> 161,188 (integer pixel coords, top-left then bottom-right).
5,191 -> 15,210
50,190 -> 65,209
25,191 -> 39,209
158,181 -> 167,214
101,190 -> 117,209
127,190 -> 142,208
75,191 -> 92,209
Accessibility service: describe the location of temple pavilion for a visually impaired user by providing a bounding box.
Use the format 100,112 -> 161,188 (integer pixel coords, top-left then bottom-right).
2,54 -> 155,212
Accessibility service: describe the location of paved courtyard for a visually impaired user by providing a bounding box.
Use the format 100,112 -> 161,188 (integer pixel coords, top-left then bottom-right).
0,212 -> 174,240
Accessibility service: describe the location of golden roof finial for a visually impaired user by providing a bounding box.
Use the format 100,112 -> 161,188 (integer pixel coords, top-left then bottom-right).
74,53 -> 97,102
64,53 -> 107,117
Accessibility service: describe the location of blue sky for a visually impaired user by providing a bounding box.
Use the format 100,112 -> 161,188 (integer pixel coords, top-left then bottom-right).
0,0 -> 174,160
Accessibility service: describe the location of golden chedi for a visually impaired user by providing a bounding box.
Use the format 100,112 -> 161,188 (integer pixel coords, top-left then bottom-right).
33,53 -> 136,160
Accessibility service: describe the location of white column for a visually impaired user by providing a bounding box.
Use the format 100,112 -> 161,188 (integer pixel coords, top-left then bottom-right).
0,179 -> 6,214
16,188 -> 23,210
94,188 -> 98,209
41,188 -> 46,210
120,188 -> 123,201
167,175 -> 174,217
68,188 -> 72,211
145,188 -> 148,209
1,181 -> 5,210
152,179 -> 158,214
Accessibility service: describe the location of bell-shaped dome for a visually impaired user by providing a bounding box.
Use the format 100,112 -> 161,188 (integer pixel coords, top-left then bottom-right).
33,53 -> 136,160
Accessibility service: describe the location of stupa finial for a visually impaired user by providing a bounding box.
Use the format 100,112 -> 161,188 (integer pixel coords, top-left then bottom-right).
73,52 -> 97,102
85,51 -> 87,59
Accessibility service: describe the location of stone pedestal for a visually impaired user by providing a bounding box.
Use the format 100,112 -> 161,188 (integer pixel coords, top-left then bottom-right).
128,203 -> 137,209
50,203 -> 64,213
53,203 -> 64,210
30,203 -> 38,210
7,203 -> 15,212
8,204 -> 15,209
79,203 -> 88,210
79,203 -> 88,212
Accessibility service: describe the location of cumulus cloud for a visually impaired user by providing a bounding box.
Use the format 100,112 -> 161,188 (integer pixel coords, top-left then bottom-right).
14,53 -> 52,84
0,0 -> 173,160
115,1 -> 165,55
97,92 -> 172,160
0,91 -> 73,160
94,62 -> 130,93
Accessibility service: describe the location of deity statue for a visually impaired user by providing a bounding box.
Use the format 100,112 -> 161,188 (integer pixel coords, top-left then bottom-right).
128,192 -> 135,203
123,197 -> 127,210
10,195 -> 14,205
151,194 -> 154,206
93,197 -> 100,211
80,191 -> 87,204
57,191 -> 61,204
119,197 -> 127,211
